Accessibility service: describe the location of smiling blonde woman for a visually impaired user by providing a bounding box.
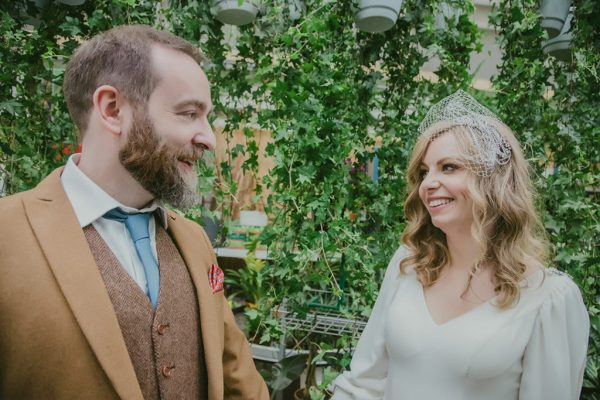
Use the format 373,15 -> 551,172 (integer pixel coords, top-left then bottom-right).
332,90 -> 589,400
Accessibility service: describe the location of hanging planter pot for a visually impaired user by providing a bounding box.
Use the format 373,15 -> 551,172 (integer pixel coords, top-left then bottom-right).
355,0 -> 404,33
542,12 -> 573,61
539,0 -> 571,38
214,0 -> 259,26
59,0 -> 86,5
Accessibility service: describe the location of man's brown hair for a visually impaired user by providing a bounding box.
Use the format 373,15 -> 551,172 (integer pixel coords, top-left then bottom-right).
63,24 -> 206,136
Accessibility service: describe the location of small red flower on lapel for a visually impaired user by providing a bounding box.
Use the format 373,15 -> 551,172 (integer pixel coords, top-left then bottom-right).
208,264 -> 224,294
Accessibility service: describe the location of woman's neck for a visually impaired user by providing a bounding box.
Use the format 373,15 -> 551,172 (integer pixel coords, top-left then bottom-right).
445,232 -> 483,273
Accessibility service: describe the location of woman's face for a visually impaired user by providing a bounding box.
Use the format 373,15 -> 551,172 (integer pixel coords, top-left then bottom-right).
418,132 -> 474,235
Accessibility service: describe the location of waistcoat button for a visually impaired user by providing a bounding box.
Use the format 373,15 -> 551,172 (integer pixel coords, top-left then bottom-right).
157,323 -> 170,335
162,365 -> 175,377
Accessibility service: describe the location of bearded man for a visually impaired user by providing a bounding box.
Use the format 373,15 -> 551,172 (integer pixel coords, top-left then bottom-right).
0,25 -> 268,400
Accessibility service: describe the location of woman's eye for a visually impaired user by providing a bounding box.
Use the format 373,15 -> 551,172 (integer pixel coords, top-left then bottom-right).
442,163 -> 458,172
419,169 -> 428,179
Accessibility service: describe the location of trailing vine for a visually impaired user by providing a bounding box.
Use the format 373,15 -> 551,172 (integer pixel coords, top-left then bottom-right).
490,0 -> 599,397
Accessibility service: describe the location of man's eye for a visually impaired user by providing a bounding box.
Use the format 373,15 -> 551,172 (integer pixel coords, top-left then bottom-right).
181,111 -> 198,119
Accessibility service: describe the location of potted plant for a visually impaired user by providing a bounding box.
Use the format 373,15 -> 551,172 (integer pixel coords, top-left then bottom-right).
264,353 -> 307,399
225,253 -> 267,309
225,254 -> 365,399
260,332 -> 343,400
294,342 -> 319,400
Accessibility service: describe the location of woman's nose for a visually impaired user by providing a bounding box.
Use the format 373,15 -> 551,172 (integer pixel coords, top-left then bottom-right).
421,172 -> 441,190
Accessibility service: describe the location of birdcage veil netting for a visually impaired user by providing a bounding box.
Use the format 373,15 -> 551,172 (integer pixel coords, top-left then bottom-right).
417,90 -> 512,176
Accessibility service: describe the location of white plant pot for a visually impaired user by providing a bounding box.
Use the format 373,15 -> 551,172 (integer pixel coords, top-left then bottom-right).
355,0 -> 404,33
542,12 -> 573,61
539,0 -> 572,38
214,0 -> 259,26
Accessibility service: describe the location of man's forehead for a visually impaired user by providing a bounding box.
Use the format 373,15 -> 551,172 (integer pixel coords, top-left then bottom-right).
149,44 -> 207,78
149,44 -> 210,95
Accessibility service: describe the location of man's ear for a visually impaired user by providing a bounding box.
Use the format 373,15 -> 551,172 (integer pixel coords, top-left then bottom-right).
92,85 -> 130,136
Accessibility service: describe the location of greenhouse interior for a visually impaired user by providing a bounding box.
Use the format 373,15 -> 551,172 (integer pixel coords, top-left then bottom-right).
0,0 -> 598,399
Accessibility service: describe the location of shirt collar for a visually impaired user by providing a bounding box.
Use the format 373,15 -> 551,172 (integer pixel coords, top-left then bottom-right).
60,154 -> 169,229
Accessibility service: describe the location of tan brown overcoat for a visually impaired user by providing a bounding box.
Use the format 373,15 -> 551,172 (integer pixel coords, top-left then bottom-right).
0,168 -> 268,400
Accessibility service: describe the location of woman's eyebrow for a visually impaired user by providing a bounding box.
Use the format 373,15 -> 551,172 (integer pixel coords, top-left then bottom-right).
436,157 -> 462,165
420,157 -> 460,168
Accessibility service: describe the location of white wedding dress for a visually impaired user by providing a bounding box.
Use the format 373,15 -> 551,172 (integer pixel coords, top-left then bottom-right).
332,247 -> 589,400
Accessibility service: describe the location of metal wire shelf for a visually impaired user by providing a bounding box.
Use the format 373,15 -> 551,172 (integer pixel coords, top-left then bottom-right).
275,307 -> 367,338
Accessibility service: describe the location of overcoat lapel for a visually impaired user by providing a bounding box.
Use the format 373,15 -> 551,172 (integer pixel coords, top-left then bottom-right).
166,212 -> 223,400
23,168 -> 143,400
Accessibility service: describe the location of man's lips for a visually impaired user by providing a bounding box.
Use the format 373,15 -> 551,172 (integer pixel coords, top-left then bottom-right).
178,158 -> 194,167
177,158 -> 196,172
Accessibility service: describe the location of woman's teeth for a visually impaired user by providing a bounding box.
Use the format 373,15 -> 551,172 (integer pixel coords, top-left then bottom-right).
429,198 -> 453,207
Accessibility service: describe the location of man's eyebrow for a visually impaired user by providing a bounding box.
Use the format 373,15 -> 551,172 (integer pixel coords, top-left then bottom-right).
173,99 -> 213,112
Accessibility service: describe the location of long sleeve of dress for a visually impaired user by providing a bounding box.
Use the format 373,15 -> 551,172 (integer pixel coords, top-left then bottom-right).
332,247 -> 409,400
519,272 -> 590,400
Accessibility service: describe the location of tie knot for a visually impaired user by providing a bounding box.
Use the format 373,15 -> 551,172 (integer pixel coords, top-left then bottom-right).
103,208 -> 152,242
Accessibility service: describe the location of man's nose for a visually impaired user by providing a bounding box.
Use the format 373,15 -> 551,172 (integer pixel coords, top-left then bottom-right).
192,120 -> 216,151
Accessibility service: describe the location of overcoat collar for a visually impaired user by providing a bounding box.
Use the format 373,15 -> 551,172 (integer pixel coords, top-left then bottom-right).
23,168 -> 222,400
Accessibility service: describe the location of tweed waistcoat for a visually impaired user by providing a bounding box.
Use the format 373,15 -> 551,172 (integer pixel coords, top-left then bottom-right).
84,223 -> 208,400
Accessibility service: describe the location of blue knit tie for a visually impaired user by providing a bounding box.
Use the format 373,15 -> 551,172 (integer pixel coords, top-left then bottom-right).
103,208 -> 160,308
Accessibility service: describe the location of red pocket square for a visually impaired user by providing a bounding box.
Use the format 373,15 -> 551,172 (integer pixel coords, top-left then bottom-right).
208,264 -> 224,294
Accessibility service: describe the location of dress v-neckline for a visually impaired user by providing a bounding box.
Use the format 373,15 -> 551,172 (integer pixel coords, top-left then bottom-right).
418,282 -> 496,328
417,268 -> 545,327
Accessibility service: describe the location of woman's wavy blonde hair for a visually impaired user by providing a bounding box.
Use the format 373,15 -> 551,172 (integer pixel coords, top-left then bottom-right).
400,122 -> 548,308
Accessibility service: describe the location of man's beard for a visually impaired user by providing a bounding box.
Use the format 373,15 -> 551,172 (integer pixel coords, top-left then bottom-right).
119,112 -> 202,210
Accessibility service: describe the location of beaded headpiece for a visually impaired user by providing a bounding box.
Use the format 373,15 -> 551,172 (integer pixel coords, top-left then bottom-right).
418,90 -> 512,176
